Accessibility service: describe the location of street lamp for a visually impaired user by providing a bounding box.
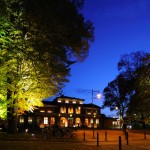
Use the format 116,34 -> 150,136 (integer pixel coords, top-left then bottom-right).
91,89 -> 101,138
115,106 -> 123,128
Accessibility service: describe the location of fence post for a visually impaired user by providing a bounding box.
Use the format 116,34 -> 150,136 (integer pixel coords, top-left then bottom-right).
126,132 -> 128,145
83,131 -> 85,141
144,130 -> 146,140
119,136 -> 122,150
105,130 -> 107,141
97,132 -> 99,146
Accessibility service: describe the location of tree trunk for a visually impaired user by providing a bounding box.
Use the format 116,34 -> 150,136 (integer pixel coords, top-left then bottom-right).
7,77 -> 18,134
7,107 -> 18,134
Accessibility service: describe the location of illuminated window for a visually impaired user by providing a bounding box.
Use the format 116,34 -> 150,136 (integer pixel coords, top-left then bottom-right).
58,99 -> 62,103
65,100 -> 69,103
40,110 -> 45,113
19,116 -> 24,123
28,117 -> 32,123
85,118 -> 88,125
60,106 -> 66,113
90,118 -> 93,123
86,110 -> 91,115
50,117 -> 55,125
68,107 -> 73,114
47,110 -> 52,113
96,119 -> 99,124
75,107 -> 81,114
44,117 -> 48,125
76,118 -> 80,124
93,110 -> 97,115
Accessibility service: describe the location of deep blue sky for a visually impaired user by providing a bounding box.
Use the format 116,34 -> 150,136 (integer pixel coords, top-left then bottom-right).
62,0 -> 150,117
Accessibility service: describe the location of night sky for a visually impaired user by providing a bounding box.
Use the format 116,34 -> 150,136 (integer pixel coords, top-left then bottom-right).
62,0 -> 150,117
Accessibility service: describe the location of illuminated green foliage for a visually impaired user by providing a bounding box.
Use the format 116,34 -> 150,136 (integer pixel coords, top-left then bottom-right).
0,0 -> 94,133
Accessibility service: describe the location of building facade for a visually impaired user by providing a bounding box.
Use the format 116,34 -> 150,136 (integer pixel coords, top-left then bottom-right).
18,95 -> 102,131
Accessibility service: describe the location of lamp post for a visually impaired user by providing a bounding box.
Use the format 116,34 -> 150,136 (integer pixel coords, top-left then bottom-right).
91,89 -> 101,138
115,106 -> 122,129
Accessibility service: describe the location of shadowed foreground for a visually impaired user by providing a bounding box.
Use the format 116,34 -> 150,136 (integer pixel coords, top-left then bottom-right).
0,129 -> 150,150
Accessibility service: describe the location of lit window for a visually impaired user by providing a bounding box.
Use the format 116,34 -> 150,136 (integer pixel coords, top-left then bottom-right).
19,116 -> 24,123
68,107 -> 73,114
60,107 -> 66,113
50,117 -> 55,125
85,118 -> 88,125
28,117 -> 32,123
73,101 -> 76,104
75,107 -> 81,114
47,110 -> 52,113
86,110 -> 91,115
58,99 -> 62,103
44,117 -> 48,125
40,110 -> 45,113
96,119 -> 99,124
76,118 -> 80,124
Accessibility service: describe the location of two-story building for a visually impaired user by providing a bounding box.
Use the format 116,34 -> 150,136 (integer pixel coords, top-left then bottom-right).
18,95 -> 102,132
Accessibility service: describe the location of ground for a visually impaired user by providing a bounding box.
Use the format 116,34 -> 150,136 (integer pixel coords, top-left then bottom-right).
0,129 -> 150,150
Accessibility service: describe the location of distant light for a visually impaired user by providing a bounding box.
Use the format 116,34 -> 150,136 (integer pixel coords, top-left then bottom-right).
25,129 -> 28,133
97,93 -> 101,99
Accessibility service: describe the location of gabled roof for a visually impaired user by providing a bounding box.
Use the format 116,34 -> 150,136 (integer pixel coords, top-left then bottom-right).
53,95 -> 85,101
83,103 -> 101,108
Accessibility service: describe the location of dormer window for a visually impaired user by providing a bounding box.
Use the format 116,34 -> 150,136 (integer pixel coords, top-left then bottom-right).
58,100 -> 62,103
65,100 -> 69,103
40,110 -> 45,113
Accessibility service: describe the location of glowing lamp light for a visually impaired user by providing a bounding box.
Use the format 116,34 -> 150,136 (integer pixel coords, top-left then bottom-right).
97,93 -> 101,99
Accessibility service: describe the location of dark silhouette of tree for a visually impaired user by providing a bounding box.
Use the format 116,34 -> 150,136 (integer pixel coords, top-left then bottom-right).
102,51 -> 150,121
102,74 -> 129,119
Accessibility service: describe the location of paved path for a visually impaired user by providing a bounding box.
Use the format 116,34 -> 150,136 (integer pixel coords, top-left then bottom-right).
76,129 -> 150,150
0,129 -> 150,150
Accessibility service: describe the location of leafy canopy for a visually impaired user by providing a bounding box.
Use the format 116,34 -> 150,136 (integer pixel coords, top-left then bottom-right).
0,0 -> 94,119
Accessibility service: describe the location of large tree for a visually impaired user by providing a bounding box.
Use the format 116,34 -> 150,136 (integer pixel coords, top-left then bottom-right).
0,0 -> 94,133
102,51 -> 150,121
102,74 -> 130,119
127,53 -> 150,121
